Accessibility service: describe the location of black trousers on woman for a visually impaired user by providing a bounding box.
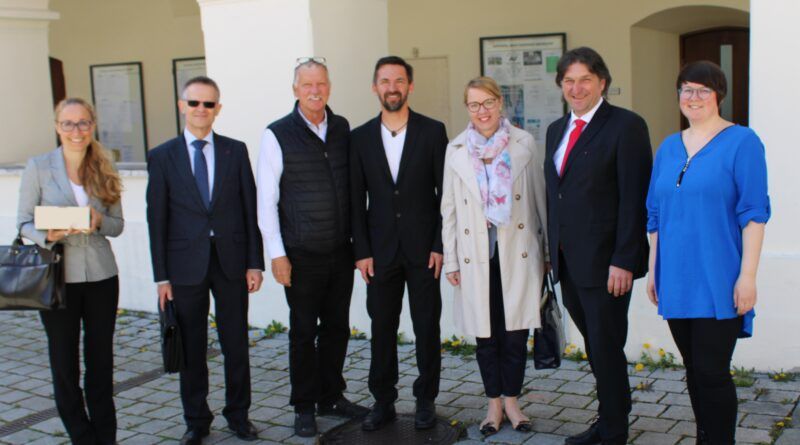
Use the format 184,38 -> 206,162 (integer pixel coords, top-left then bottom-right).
668,317 -> 742,445
40,276 -> 119,445
475,250 -> 529,398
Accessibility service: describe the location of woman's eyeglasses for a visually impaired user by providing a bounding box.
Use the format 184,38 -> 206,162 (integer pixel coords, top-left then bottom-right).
57,120 -> 93,132
678,87 -> 713,100
466,98 -> 499,113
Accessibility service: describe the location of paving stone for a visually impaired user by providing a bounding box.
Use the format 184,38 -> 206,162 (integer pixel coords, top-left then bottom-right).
550,370 -> 588,381
660,405 -> 695,421
776,428 -> 800,445
630,416 -> 676,433
558,381 -> 595,396
631,401 -> 667,417
553,421 -> 590,437
739,400 -> 793,417
522,402 -> 563,420
526,378 -> 564,392
553,408 -> 595,424
2,427 -> 48,445
632,431 -> 682,445
551,394 -> 593,409
631,389 -> 667,403
528,417 -> 562,433
739,413 -> 782,429
660,392 -> 692,406
651,379 -> 687,393
485,425 -> 532,444
735,426 -> 772,443
668,420 -> 697,436
520,390 -> 561,405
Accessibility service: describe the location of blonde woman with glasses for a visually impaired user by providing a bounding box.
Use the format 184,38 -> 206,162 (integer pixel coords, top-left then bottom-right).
17,97 -> 123,445
441,76 -> 548,436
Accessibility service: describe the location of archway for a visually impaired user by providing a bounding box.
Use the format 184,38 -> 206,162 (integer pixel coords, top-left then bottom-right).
630,5 -> 749,149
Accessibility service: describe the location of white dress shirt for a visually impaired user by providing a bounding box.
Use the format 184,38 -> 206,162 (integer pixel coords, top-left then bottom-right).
257,111 -> 328,260
553,97 -> 604,172
380,124 -> 406,183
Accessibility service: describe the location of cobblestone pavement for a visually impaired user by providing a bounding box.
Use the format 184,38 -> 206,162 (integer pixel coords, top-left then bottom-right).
0,310 -> 798,445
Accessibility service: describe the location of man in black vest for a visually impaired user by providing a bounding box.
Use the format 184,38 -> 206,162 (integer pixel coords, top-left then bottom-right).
256,58 -> 367,438
350,56 -> 448,431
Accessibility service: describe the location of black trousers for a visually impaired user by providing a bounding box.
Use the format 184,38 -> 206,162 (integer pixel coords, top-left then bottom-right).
172,245 -> 251,429
40,275 -> 119,445
559,254 -> 631,442
475,251 -> 529,398
668,317 -> 742,445
367,251 -> 441,404
284,245 -> 354,414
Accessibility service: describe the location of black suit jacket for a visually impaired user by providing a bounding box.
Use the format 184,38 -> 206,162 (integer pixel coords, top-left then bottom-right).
544,100 -> 652,287
350,110 -> 448,268
146,133 -> 264,286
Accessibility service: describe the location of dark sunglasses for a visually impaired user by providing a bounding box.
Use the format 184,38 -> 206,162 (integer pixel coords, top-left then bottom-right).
186,100 -> 217,109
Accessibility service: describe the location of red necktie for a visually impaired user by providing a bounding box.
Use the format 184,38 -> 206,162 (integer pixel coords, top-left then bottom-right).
559,119 -> 586,177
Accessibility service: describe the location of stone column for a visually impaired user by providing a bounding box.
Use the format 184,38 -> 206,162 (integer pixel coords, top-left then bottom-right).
0,1 -> 59,163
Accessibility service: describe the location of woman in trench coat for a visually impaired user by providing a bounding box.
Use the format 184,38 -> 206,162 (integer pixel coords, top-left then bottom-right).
441,76 -> 548,436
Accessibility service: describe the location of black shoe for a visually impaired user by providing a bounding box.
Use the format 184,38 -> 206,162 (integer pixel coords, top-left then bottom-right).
414,399 -> 436,430
180,427 -> 209,445
361,403 -> 397,431
294,413 -> 317,438
228,420 -> 258,441
565,420 -> 601,445
318,397 -> 370,419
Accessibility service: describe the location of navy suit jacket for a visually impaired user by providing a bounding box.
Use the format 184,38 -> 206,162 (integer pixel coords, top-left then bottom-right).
350,110 -> 448,267
544,100 -> 652,287
146,133 -> 264,286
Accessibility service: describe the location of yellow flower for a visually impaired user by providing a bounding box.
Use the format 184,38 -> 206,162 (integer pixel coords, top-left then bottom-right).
730,370 -> 736,375
452,340 -> 462,347
780,373 -> 787,377
635,363 -> 645,372
351,328 -> 359,336
643,343 -> 651,349
636,383 -> 643,390
658,349 -> 666,357
450,420 -> 458,426
210,321 -> 217,328
581,353 -> 588,360
777,422 -> 785,428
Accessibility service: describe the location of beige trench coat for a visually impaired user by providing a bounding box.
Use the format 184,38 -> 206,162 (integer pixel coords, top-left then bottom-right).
441,126 -> 548,338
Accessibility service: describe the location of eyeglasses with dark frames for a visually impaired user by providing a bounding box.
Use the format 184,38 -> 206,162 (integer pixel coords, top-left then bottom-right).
186,100 -> 217,109
678,87 -> 713,100
466,98 -> 499,113
57,120 -> 93,132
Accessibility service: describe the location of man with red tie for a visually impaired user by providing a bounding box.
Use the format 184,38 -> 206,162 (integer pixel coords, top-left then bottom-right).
543,47 -> 652,445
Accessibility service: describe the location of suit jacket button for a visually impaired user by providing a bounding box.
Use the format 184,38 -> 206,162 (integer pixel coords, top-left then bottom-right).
518,223 -> 524,229
464,258 -> 470,264
396,213 -> 401,218
515,194 -> 521,200
394,190 -> 400,195
464,199 -> 468,205
521,252 -> 528,259
464,229 -> 470,235
558,193 -> 562,199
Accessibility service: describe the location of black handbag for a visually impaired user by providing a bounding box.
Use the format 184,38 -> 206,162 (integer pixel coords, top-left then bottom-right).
160,300 -> 185,373
0,235 -> 65,310
533,272 -> 566,369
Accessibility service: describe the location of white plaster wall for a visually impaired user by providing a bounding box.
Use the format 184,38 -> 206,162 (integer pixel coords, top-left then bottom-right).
744,0 -> 800,370
0,1 -> 59,164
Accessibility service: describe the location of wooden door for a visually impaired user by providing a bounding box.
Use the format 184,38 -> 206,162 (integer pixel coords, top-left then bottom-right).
49,57 -> 66,106
680,27 -> 749,128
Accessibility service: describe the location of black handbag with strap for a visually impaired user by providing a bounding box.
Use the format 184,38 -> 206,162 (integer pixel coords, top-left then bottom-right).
533,272 -> 566,369
0,235 -> 65,310
160,300 -> 185,373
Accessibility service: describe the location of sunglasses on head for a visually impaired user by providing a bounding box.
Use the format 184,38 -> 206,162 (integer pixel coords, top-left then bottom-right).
186,100 -> 217,109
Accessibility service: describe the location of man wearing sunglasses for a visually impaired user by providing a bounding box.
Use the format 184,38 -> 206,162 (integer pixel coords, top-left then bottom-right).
257,58 -> 367,438
146,76 -> 264,445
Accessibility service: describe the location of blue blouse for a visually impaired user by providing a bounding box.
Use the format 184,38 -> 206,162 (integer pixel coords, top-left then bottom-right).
646,126 -> 770,337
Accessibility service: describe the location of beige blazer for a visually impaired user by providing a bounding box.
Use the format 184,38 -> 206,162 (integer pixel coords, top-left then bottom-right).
17,148 -> 124,283
441,126 -> 548,337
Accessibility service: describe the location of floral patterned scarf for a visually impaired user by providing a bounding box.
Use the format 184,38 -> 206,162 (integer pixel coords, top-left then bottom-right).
466,118 -> 512,226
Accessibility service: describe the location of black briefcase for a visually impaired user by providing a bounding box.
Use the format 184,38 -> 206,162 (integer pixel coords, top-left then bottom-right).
160,300 -> 185,373
0,235 -> 65,310
533,272 -> 566,369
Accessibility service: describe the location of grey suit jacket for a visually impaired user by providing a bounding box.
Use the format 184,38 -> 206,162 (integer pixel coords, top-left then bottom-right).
17,148 -> 124,283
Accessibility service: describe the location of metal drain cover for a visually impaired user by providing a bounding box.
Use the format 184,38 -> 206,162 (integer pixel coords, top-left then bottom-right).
321,414 -> 462,445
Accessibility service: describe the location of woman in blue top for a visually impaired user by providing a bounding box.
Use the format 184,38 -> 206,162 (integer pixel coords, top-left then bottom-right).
646,61 -> 770,445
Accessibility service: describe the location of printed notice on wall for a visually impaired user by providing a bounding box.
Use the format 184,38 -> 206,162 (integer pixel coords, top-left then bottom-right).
481,34 -> 566,148
90,63 -> 147,162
